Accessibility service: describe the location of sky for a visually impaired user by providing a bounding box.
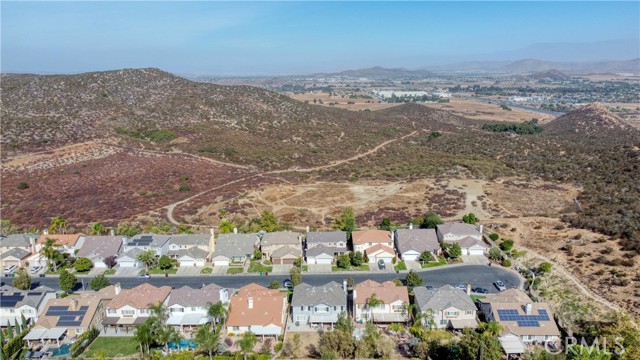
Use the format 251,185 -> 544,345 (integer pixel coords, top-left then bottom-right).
1,1 -> 639,75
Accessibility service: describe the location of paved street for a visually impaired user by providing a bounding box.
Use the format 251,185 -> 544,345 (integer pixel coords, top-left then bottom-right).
26,265 -> 521,294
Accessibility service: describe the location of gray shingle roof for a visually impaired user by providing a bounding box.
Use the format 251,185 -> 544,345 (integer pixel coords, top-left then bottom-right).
122,248 -> 144,259
127,234 -> 172,248
0,248 -> 31,260
168,283 -> 223,307
77,236 -> 123,259
306,245 -> 344,257
212,233 -> 258,259
0,233 -> 39,248
171,247 -> 209,260
261,231 -> 301,246
168,234 -> 210,247
271,245 -> 301,258
458,236 -> 487,249
0,285 -> 54,309
306,231 -> 347,245
437,223 -> 481,237
395,229 -> 439,254
414,285 -> 476,312
291,282 -> 346,307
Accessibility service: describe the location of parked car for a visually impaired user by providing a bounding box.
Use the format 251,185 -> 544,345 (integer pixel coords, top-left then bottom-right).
3,265 -> 17,274
472,287 -> 489,294
282,279 -> 293,289
454,284 -> 467,290
494,280 -> 507,291
30,266 -> 42,274
377,259 -> 386,270
425,285 -> 434,290
137,273 -> 151,279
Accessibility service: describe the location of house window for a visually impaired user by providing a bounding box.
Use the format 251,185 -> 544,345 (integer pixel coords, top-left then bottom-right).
76,328 -> 84,334
446,311 -> 459,317
315,306 -> 329,313
341,306 -> 344,311
171,308 -> 184,313
392,305 -> 404,313
191,307 -> 197,311
232,326 -> 240,331
8,309 -> 15,313
307,306 -> 311,311
440,320 -> 447,325
108,309 -> 116,314
140,309 -> 149,314
22,309 -> 33,314
300,307 -> 304,311
295,316 -> 306,322
122,310 -> 135,317
465,311 -> 474,315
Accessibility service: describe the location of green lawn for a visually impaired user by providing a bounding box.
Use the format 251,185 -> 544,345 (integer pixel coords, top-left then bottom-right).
84,337 -> 139,357
470,295 -> 486,302
200,267 -> 213,274
139,267 -> 177,275
227,267 -> 244,274
103,269 -> 116,275
394,261 -> 407,271
332,264 -> 370,272
421,258 -> 447,268
248,261 -> 273,273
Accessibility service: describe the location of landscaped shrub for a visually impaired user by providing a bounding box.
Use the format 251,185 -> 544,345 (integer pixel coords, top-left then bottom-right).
70,326 -> 99,357
502,259 -> 512,267
499,239 -> 514,251
16,182 -> 29,190
489,233 -> 499,241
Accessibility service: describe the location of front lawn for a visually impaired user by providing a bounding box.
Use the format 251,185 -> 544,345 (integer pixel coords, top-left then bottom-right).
332,264 -> 370,272
421,258 -> 447,268
139,267 -> 177,275
227,267 -> 244,274
248,261 -> 273,273
200,267 -> 213,274
103,269 -> 116,275
394,261 -> 407,271
84,336 -> 139,357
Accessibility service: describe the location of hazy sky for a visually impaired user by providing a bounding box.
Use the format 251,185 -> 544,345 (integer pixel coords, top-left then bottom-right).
2,1 -> 639,75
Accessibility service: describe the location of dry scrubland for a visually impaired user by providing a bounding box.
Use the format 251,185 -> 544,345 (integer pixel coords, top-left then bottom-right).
421,98 -> 555,123
288,92 -> 401,111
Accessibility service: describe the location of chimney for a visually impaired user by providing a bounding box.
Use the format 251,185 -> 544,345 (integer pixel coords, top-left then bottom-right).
70,299 -> 78,311
409,223 -> 413,230
306,226 -> 310,233
30,237 -> 36,255
466,283 -> 471,296
115,283 -> 121,295
233,227 -> 238,234
110,229 -> 115,236
43,229 -> 49,236
343,280 -> 347,292
209,229 -> 216,253
248,296 -> 253,309
478,224 -> 483,234
525,303 -> 532,315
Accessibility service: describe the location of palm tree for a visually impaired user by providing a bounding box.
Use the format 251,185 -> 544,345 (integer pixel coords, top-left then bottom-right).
238,331 -> 257,360
90,222 -> 106,235
365,293 -> 385,323
148,302 -> 177,353
42,238 -> 62,271
479,320 -> 503,337
137,250 -> 157,271
207,301 -> 227,331
49,216 -> 68,234
134,320 -> 153,359
194,324 -> 221,360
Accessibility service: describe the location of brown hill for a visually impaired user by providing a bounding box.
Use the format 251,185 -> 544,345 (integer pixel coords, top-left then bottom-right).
529,69 -> 570,82
544,103 -> 633,137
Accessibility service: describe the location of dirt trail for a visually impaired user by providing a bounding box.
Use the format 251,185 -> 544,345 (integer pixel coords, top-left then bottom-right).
164,129 -> 423,225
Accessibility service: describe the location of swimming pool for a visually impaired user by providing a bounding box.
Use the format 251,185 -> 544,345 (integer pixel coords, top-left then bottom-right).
168,339 -> 198,350
50,343 -> 71,357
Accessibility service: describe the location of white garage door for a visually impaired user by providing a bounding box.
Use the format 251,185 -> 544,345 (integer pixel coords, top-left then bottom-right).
468,248 -> 485,256
181,260 -> 196,267
316,258 -> 333,265
403,253 -> 419,261
307,258 -> 317,265
195,259 -> 205,267
213,260 -> 229,266
119,260 -> 135,268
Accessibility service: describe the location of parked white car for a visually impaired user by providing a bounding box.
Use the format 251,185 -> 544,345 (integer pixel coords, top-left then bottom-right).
4,265 -> 18,274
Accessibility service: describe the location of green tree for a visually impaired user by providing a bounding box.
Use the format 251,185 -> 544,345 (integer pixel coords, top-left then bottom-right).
269,280 -> 280,289
90,222 -> 106,235
462,213 -> 479,224
137,250 -> 157,271
74,257 -> 93,272
252,248 -> 263,260
334,207 -> 357,235
290,267 -> 303,287
59,269 -> 77,293
49,216 -> 68,234
134,320 -> 153,359
239,331 -> 257,360
379,218 -> 392,231
6,321 -> 14,339
42,237 -> 62,271
350,251 -> 365,266
457,328 -> 503,360
116,221 -> 141,237
489,247 -> 502,261
335,312 -> 354,334
207,301 -> 227,330
405,269 -> 424,287
421,212 -> 443,229
293,257 -> 302,268
489,233 -> 500,241
566,345 -> 611,360
365,293 -> 385,322
149,302 -> 179,353
538,261 -> 552,274
12,269 -> 31,290
194,324 -> 221,360
479,320 -> 503,337
448,243 -> 462,259
218,220 -> 235,234
259,211 -> 280,232
90,274 -> 111,291
500,239 -> 515,251
336,253 -> 351,269
158,255 -> 172,270
418,251 -> 434,263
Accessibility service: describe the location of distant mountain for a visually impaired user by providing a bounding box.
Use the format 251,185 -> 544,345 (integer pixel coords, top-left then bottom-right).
316,66 -> 434,78
428,58 -> 639,74
544,103 -> 633,137
528,69 -> 571,82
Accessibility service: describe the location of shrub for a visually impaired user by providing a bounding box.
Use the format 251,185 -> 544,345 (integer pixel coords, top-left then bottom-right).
502,259 -> 512,267
178,184 -> 191,192
74,257 -> 93,272
538,262 -> 552,274
16,182 -> 29,190
489,233 -> 499,241
500,239 -> 514,251
145,129 -> 176,142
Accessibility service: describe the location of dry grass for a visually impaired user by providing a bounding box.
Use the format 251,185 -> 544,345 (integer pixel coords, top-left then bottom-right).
421,97 -> 555,123
288,93 -> 401,111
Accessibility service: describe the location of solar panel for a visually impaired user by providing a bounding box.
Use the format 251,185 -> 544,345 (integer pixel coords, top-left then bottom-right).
27,292 -> 42,296
498,308 -> 548,327
1,294 -> 24,307
49,306 -> 69,311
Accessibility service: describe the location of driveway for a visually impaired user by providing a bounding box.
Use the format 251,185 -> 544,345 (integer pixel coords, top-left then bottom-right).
405,261 -> 422,271
115,267 -> 141,276
462,255 -> 489,265
306,264 -> 332,273
212,265 -> 229,274
271,264 -> 293,274
176,266 -> 204,275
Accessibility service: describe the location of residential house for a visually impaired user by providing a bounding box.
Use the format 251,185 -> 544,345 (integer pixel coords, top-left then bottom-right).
76,236 -> 124,268
122,234 -> 173,257
291,282 -> 347,327
166,233 -> 211,267
353,280 -> 409,324
364,244 -> 396,264
305,231 -> 347,264
0,285 -> 57,327
394,228 -> 440,261
24,285 -> 117,345
167,283 -> 230,334
478,289 -> 561,343
0,233 -> 38,269
36,233 -> 86,256
103,283 -> 172,332
211,233 -> 259,266
226,283 -> 287,337
436,223 -> 487,255
352,229 -> 393,254
260,231 -> 302,264
413,285 -> 478,330
117,248 -> 144,268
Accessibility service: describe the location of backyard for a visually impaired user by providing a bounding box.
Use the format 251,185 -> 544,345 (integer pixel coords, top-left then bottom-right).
83,337 -> 139,357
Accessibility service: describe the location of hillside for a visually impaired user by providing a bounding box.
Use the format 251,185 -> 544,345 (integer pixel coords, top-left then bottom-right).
504,58 -> 640,74
544,103 -> 631,135
1,68 -> 421,169
528,69 -> 571,82
316,66 -> 434,78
